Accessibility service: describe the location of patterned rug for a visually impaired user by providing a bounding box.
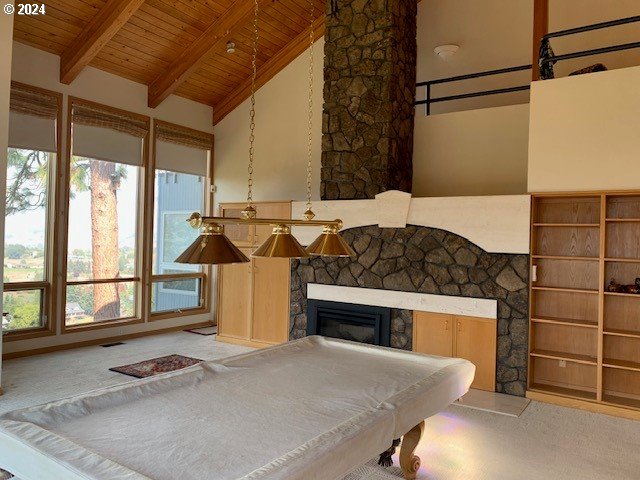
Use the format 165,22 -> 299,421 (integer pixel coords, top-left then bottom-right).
109,354 -> 202,379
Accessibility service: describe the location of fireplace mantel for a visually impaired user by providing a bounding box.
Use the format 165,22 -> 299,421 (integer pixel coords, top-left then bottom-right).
308,284 -> 497,319
292,191 -> 531,255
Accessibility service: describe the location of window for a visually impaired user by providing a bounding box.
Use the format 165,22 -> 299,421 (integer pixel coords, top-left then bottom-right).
65,100 -> 148,328
3,83 -> 60,335
150,121 -> 212,315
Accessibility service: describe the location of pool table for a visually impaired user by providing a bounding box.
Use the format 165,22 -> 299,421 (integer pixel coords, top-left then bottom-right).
0,336 -> 475,480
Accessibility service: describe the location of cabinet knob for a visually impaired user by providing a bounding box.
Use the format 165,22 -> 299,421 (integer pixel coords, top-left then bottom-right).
444,320 -> 448,331
457,321 -> 462,332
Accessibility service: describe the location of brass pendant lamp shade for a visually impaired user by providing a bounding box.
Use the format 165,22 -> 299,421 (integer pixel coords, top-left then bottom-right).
252,225 -> 310,258
307,225 -> 356,257
175,224 -> 249,264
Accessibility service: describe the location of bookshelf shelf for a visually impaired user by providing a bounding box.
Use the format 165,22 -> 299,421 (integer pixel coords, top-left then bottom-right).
529,192 -> 640,416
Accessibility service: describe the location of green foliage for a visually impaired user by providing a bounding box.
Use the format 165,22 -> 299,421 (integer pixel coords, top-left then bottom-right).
3,290 -> 41,331
10,303 -> 41,329
5,243 -> 27,259
67,286 -> 94,315
5,148 -> 49,215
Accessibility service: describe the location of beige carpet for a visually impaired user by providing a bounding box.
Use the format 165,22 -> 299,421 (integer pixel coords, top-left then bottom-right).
346,400 -> 640,480
2,332 -> 639,480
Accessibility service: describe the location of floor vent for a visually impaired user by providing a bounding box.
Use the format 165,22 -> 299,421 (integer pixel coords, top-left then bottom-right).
100,342 -> 125,348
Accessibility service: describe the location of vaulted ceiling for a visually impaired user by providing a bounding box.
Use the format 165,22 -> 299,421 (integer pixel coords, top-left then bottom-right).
13,0 -> 326,123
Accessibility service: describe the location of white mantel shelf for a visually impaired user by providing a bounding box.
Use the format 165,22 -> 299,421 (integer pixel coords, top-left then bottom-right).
292,191 -> 531,254
307,284 -> 497,319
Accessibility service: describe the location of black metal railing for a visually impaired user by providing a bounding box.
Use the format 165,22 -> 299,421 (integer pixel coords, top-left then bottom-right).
415,64 -> 531,115
539,15 -> 640,79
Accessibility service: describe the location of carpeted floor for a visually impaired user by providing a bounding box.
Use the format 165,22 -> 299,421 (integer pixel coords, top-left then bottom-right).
2,331 -> 639,480
363,400 -> 640,480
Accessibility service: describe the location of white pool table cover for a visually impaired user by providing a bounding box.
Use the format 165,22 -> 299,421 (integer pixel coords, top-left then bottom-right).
0,336 -> 475,480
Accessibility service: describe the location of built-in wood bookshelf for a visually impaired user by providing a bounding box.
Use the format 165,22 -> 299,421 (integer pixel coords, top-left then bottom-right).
528,192 -> 640,418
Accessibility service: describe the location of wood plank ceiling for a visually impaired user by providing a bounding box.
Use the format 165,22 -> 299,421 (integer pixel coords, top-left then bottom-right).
13,0 -> 327,124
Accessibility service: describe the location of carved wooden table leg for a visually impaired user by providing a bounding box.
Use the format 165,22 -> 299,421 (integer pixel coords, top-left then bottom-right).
399,420 -> 425,480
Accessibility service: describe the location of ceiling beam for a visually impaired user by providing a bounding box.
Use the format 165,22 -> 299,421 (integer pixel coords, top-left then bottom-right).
532,0 -> 549,81
148,0 -> 271,109
60,0 -> 145,84
212,15 -> 326,126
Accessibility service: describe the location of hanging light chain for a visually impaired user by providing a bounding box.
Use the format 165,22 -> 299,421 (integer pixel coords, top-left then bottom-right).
244,0 -> 259,217
303,0 -> 316,221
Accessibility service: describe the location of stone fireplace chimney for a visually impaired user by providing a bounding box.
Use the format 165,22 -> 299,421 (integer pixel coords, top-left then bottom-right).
321,0 -> 417,200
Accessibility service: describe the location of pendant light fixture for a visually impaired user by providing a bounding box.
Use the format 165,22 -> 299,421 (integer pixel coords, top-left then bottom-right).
174,218 -> 249,265
175,0 -> 354,265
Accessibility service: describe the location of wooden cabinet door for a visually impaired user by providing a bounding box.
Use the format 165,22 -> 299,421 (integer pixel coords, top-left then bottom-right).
454,315 -> 497,392
413,312 -> 454,357
219,204 -> 254,246
217,251 -> 252,340
254,202 -> 291,247
251,257 -> 290,345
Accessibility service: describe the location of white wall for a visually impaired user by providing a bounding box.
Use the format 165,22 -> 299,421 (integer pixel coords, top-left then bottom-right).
214,38 -> 324,211
0,3 -> 15,386
416,0 -> 533,114
413,104 -> 530,197
416,0 -> 640,114
528,65 -> 640,192
214,36 -> 530,205
11,43 -> 213,132
5,43 -> 215,356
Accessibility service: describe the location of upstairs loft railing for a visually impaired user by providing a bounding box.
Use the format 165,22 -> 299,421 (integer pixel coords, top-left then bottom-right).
415,15 -> 640,115
539,15 -> 640,79
415,65 -> 532,116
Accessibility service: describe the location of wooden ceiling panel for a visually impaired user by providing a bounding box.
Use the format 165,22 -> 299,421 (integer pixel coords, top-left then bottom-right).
13,0 -> 329,122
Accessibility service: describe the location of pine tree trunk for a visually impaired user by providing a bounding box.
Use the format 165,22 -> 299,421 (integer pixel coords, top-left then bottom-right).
90,160 -> 121,321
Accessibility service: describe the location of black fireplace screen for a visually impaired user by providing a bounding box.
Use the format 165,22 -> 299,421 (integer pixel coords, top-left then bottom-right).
306,299 -> 391,347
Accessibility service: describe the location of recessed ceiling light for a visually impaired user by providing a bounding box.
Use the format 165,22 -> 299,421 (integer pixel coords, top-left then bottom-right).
226,41 -> 236,54
434,44 -> 459,59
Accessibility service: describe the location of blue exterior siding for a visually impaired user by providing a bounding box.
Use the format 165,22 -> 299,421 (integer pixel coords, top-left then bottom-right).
153,171 -> 204,313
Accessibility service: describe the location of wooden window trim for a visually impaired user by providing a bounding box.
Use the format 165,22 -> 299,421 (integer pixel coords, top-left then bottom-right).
61,97 -> 150,334
5,93 -> 216,351
3,83 -> 63,341
147,119 -> 213,323
149,272 -> 208,321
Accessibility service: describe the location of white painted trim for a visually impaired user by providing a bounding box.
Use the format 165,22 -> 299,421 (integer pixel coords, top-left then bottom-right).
292,193 -> 531,254
307,284 -> 497,319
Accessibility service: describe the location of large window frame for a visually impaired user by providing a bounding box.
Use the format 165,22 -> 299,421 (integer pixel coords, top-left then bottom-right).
3,90 -> 214,343
3,83 -> 62,342
148,119 -> 213,321
61,98 -> 150,333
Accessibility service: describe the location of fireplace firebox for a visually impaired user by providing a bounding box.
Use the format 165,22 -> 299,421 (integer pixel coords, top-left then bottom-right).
306,299 -> 391,347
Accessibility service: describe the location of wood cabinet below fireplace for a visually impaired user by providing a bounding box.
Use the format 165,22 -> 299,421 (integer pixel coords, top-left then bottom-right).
413,311 -> 497,392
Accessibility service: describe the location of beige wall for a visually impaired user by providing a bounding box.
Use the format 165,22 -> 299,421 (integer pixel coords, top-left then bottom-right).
528,65 -> 640,192
214,36 -> 530,205
214,38 -> 324,211
5,43 -> 215,356
416,0 -> 640,114
413,104 -> 530,197
0,3 -> 15,383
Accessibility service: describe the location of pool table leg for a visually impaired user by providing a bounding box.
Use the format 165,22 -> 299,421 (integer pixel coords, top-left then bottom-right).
399,420 -> 425,480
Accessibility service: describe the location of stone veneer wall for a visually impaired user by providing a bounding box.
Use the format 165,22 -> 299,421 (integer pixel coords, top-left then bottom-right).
321,0 -> 417,199
290,225 -> 530,396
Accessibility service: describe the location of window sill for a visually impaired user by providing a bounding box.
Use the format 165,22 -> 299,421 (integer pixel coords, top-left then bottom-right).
3,327 -> 56,342
149,306 -> 210,322
62,316 -> 144,334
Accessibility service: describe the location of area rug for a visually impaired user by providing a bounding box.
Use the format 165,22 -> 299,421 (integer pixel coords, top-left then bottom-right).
109,354 -> 202,379
184,326 -> 217,336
